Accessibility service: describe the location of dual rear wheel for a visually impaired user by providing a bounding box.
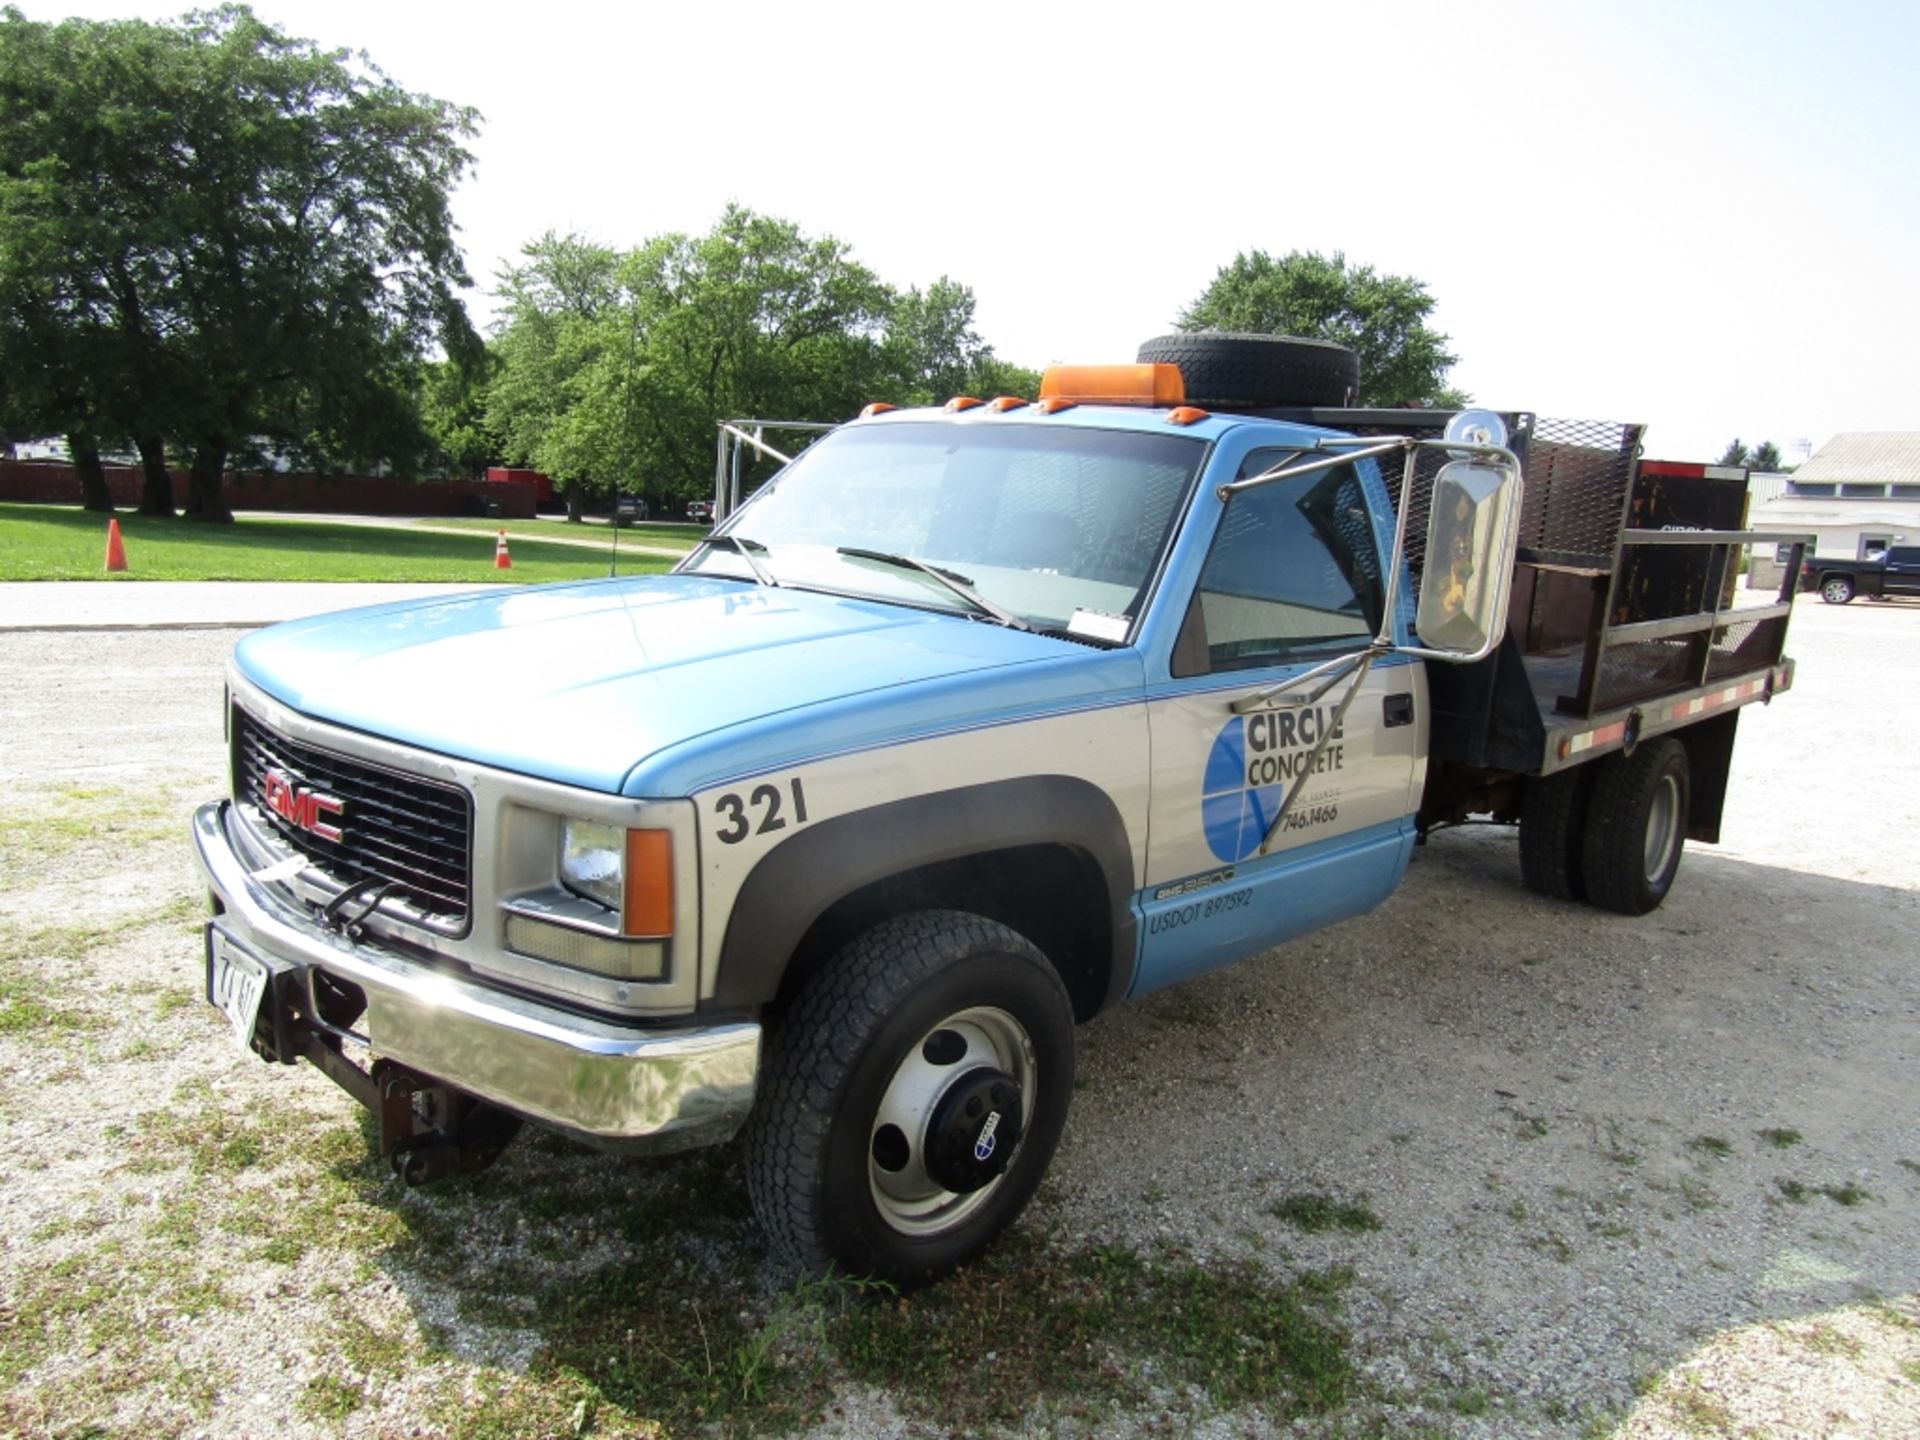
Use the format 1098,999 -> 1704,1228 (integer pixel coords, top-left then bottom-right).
1519,738 -> 1689,915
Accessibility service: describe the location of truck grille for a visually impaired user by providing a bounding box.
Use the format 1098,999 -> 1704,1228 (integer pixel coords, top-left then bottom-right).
232,707 -> 473,928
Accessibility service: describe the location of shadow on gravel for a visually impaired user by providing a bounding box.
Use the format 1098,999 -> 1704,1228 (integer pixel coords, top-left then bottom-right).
293,830 -> 1918,1436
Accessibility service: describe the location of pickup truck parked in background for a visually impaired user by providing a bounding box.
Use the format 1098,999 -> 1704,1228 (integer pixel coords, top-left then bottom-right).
193,334 -> 1802,1285
1800,545 -> 1920,603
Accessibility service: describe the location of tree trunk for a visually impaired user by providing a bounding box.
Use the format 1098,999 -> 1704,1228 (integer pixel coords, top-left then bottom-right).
183,439 -> 233,523
68,430 -> 115,513
135,434 -> 175,516
565,483 -> 584,523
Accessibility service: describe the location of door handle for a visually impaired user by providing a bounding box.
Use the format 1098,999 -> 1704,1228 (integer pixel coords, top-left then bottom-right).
1383,693 -> 1415,728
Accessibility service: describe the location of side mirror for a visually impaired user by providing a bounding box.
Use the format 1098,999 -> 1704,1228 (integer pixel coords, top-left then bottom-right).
1415,458 -> 1521,658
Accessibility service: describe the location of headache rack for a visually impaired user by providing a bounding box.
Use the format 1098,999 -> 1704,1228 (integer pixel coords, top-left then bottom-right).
1258,408 -> 1804,796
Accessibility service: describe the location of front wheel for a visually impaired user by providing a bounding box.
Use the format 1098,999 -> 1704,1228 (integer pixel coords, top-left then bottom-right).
744,911 -> 1075,1287
1821,575 -> 1855,604
1580,739 -> 1689,915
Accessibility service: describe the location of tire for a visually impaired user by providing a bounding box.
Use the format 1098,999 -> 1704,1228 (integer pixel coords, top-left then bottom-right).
1136,332 -> 1360,409
1579,739 -> 1689,916
1519,766 -> 1594,902
743,910 -> 1075,1287
1821,575 -> 1855,604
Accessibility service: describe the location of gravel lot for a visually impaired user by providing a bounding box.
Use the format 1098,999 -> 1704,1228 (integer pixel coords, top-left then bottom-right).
1,592 -> 1915,1437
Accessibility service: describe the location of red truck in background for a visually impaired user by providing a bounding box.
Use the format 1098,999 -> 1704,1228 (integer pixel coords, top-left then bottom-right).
485,466 -> 555,509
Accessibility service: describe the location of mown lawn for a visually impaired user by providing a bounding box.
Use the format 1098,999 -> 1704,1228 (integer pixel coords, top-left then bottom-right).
0,503 -> 675,582
398,515 -> 706,551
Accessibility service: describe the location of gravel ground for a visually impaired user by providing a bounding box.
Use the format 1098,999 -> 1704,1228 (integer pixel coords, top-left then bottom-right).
1,593 -> 1916,1437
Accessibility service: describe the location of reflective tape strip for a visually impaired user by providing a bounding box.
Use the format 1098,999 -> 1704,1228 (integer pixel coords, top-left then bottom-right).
1558,677 -> 1770,759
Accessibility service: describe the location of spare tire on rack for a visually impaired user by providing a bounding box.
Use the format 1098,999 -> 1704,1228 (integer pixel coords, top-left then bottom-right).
1136,332 -> 1360,409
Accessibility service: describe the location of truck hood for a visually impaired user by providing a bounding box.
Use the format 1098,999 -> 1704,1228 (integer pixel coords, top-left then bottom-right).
233,575 -> 1141,795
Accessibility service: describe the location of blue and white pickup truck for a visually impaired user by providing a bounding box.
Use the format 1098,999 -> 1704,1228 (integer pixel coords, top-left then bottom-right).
193,334 -> 1801,1284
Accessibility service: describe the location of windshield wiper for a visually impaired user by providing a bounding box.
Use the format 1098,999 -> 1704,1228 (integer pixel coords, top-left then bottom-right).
703,533 -> 777,587
836,547 -> 1031,631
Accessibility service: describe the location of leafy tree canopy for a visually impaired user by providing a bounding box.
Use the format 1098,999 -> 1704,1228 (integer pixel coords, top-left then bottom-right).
0,4 -> 480,517
1717,439 -> 1785,471
486,208 -> 1035,507
1177,249 -> 1464,407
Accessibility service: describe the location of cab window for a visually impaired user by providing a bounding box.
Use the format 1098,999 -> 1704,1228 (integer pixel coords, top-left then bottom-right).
1177,449 -> 1384,675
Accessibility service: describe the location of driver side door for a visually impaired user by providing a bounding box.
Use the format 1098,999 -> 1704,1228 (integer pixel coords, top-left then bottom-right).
1134,449 -> 1424,994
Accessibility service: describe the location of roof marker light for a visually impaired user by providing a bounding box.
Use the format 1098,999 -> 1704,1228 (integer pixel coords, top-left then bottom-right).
945,396 -> 984,412
859,402 -> 898,419
1038,363 -> 1185,407
1037,397 -> 1078,414
987,396 -> 1029,412
1166,406 -> 1210,426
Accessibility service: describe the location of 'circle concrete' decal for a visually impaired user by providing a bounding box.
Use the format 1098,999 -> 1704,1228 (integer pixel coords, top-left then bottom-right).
1201,716 -> 1285,863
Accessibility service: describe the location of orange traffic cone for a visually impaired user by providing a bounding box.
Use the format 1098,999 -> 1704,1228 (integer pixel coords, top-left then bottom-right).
494,529 -> 512,570
104,517 -> 128,573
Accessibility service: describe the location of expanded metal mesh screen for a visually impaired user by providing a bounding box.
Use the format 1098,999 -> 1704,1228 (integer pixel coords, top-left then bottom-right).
1592,637 -> 1699,710
1706,614 -> 1787,684
1521,418 -> 1643,561
1340,415 -> 1641,588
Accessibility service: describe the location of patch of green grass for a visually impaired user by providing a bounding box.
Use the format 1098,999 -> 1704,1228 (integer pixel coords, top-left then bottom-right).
1758,1127 -> 1802,1149
1818,1182 -> 1870,1207
1525,1231 -> 1575,1263
0,969 -> 99,1036
1687,1135 -> 1734,1158
1900,1358 -> 1920,1386
1776,1179 -> 1810,1204
1271,1191 -> 1383,1235
1666,1379 -> 1735,1434
829,1235 -> 1353,1427
1797,1322 -> 1865,1358
298,1373 -> 367,1422
0,502 -> 672,583
407,515 -> 703,551
1897,1158 -> 1920,1177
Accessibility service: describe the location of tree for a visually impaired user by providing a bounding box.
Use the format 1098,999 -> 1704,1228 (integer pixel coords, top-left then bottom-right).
1717,439 -> 1783,471
485,210 -> 1044,507
417,355 -> 499,480
1177,249 -> 1464,406
486,232 -> 624,518
0,6 -> 480,521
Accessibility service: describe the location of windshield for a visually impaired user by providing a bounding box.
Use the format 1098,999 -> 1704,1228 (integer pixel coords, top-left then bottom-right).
680,421 -> 1205,636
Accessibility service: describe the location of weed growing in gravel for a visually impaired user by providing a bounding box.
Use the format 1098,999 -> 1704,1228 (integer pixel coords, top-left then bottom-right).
1665,1379 -> 1735,1433
1270,1192 -> 1383,1234
829,1232 -> 1354,1427
0,969 -> 99,1036
1897,1158 -> 1920,1177
1775,1179 -> 1811,1203
1686,1135 -> 1733,1158
1797,1322 -> 1866,1359
1758,1126 -> 1803,1149
1818,1182 -> 1870,1207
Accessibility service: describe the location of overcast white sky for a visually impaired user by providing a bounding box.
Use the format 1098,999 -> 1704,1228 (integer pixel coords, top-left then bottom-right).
42,0 -> 1920,463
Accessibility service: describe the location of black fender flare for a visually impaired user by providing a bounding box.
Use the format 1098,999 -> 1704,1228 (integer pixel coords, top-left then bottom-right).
711,775 -> 1138,1013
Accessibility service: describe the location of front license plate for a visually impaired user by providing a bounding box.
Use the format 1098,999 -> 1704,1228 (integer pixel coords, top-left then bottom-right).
206,928 -> 268,1052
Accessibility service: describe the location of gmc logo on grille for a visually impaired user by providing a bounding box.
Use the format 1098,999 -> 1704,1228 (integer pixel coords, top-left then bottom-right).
263,767 -> 344,842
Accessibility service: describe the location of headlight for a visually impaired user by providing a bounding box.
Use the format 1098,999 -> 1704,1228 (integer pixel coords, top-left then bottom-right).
559,820 -> 675,937
560,820 -> 625,914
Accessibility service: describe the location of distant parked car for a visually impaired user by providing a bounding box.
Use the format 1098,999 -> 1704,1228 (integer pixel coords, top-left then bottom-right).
614,494 -> 649,527
686,499 -> 714,523
1800,545 -> 1920,603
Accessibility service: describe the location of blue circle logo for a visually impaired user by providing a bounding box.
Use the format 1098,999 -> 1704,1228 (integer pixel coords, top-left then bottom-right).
1201,717 -> 1287,863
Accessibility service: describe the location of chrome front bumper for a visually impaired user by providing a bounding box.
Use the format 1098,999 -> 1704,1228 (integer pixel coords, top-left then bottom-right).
191,801 -> 759,1152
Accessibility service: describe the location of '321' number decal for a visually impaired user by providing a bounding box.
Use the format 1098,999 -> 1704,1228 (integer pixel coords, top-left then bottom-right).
712,777 -> 810,845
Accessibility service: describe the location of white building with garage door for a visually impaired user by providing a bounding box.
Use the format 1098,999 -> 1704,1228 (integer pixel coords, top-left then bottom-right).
1745,432 -> 1920,588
